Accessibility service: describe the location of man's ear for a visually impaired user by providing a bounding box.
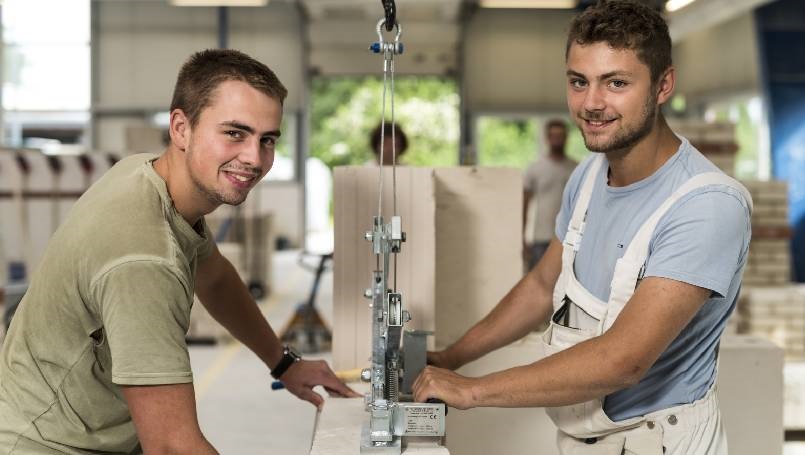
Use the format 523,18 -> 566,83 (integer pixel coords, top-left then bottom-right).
169,109 -> 190,151
656,66 -> 676,106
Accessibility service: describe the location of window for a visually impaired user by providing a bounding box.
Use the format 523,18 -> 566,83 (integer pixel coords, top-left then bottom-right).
3,0 -> 91,146
310,76 -> 459,168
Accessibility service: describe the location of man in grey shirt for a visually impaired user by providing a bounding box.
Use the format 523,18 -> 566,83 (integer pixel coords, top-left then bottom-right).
523,119 -> 577,270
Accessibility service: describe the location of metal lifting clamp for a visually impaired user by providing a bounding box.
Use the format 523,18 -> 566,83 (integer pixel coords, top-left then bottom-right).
359,2 -> 446,454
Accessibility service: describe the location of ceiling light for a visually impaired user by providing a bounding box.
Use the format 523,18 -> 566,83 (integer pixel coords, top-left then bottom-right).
169,0 -> 268,6
665,0 -> 696,12
479,0 -> 577,8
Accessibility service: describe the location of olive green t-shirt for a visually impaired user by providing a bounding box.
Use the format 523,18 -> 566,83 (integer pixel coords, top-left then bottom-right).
0,154 -> 215,454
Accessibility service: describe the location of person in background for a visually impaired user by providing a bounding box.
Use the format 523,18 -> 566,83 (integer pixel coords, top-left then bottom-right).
370,121 -> 408,166
523,119 -> 577,271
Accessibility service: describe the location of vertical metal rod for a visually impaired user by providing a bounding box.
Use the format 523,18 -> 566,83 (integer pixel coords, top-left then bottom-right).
217,6 -> 229,49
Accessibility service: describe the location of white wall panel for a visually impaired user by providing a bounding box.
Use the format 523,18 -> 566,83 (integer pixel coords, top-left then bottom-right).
307,19 -> 459,76
94,116 -> 150,153
463,9 -> 575,113
94,1 -> 217,110
92,0 -> 305,151
229,4 -> 304,110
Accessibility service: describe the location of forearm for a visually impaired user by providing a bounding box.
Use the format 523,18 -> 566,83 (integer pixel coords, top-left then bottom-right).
124,384 -> 220,455
472,334 -> 636,408
469,278 -> 710,408
197,259 -> 282,369
416,276 -> 711,410
445,268 -> 553,368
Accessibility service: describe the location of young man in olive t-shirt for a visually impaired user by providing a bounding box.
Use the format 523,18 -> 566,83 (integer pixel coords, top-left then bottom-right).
0,49 -> 358,455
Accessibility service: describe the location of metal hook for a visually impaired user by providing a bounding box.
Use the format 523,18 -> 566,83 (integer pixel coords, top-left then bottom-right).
370,18 -> 403,55
380,0 -> 396,32
375,18 -> 402,44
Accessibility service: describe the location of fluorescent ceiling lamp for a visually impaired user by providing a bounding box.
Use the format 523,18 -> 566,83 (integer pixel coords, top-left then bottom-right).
665,0 -> 696,12
479,0 -> 577,8
170,0 -> 268,6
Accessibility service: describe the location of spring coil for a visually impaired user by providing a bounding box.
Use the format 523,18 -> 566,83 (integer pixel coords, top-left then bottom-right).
387,366 -> 399,402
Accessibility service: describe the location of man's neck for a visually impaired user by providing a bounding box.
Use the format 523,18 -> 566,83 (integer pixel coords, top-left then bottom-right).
153,147 -> 216,226
605,116 -> 680,187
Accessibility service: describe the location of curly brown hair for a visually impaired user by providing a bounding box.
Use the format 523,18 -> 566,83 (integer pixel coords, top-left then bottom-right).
566,0 -> 671,84
170,49 -> 287,127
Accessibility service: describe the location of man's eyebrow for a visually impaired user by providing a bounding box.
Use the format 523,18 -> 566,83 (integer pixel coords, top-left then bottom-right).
599,70 -> 634,79
220,121 -> 255,134
565,70 -> 634,80
220,120 -> 281,137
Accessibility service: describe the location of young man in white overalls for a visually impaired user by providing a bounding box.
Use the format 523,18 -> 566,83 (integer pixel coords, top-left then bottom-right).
413,1 -> 752,453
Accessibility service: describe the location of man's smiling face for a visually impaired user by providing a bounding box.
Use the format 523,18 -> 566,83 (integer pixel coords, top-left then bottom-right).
184,79 -> 282,207
566,42 -> 659,154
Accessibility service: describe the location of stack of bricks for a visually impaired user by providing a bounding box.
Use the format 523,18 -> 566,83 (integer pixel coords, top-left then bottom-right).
742,180 -> 791,287
670,120 -> 738,176
735,286 -> 805,361
723,180 -> 801,359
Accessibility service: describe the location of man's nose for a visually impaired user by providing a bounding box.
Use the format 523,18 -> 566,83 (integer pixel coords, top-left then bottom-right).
583,84 -> 606,112
239,139 -> 263,168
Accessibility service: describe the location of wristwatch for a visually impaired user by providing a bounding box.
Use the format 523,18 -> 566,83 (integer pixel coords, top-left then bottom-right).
271,344 -> 301,379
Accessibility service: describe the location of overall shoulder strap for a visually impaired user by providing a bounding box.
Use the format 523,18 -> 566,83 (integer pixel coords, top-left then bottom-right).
564,155 -> 605,252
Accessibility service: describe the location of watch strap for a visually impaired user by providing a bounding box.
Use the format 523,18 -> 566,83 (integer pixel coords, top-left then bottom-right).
271,345 -> 300,379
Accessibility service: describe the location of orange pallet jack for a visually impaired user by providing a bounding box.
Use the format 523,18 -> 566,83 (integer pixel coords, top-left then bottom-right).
279,252 -> 333,354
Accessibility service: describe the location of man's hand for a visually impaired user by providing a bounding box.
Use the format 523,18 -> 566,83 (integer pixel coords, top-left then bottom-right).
279,359 -> 361,409
412,365 -> 477,410
426,350 -> 463,371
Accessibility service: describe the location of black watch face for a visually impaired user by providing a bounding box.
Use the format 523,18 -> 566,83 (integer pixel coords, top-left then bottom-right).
285,345 -> 301,360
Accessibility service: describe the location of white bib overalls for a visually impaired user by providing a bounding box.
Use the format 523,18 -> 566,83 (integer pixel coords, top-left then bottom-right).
541,155 -> 753,455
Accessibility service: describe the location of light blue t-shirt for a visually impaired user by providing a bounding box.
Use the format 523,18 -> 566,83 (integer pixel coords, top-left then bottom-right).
555,137 -> 751,421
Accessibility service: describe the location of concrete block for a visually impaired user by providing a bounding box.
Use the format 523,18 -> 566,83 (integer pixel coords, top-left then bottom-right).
310,383 -> 449,454
332,166 -> 521,371
447,334 -> 559,455
434,334 -> 785,455
718,335 -> 784,455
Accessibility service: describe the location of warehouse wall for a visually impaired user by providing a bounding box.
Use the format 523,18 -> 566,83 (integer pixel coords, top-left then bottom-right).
463,8 -> 574,113
673,11 -> 760,105
91,0 -> 304,152
90,3 -> 763,125
462,8 -> 761,114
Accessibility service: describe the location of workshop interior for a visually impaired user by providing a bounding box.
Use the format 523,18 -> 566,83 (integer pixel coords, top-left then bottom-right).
0,0 -> 804,454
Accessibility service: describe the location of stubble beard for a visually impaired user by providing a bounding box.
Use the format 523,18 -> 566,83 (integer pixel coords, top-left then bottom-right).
186,146 -> 249,208
581,93 -> 658,155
